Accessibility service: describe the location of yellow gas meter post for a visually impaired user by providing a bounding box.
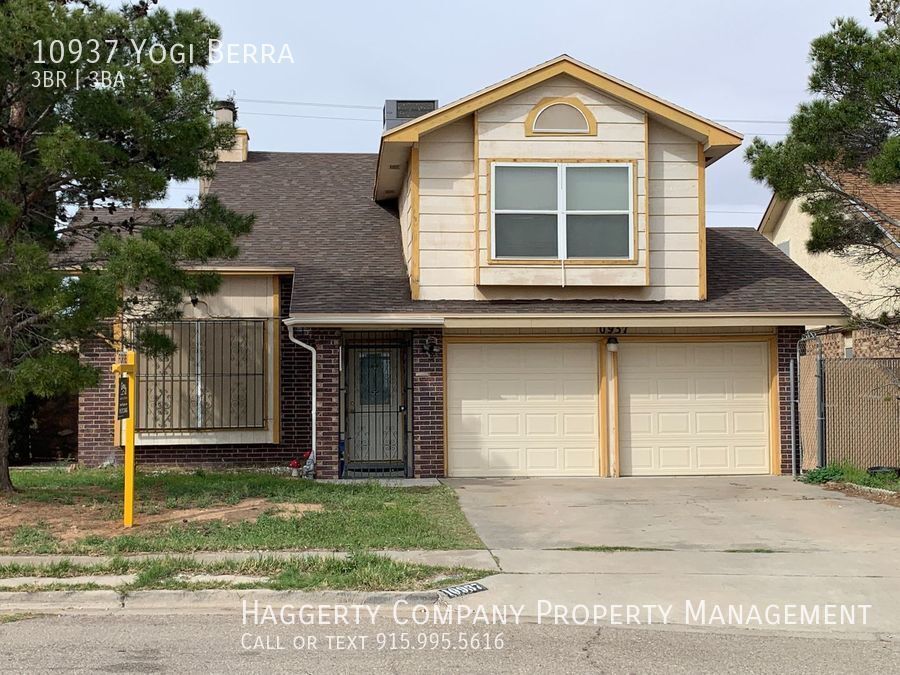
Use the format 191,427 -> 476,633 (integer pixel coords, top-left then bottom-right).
112,351 -> 137,527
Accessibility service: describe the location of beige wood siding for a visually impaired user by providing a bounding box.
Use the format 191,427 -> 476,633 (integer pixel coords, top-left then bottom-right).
398,165 -> 414,281
476,76 -> 648,291
417,119 -> 478,300
646,119 -> 700,300
410,75 -> 703,301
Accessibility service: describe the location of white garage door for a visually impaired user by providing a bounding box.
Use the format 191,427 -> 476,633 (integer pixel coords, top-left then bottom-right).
447,342 -> 599,477
618,342 -> 771,476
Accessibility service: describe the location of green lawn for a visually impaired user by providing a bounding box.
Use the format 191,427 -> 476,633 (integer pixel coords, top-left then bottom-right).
803,463 -> 900,492
0,552 -> 488,592
1,468 -> 483,554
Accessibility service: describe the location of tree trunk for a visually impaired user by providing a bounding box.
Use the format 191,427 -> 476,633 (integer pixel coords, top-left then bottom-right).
0,403 -> 14,492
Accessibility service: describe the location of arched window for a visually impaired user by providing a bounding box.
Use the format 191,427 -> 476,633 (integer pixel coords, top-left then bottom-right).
525,97 -> 596,136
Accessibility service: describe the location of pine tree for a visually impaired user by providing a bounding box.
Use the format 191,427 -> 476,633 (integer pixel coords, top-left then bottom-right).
0,0 -> 253,490
746,1 -> 900,321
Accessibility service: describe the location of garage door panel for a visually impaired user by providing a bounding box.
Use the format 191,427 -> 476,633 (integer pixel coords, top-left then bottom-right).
448,343 -> 599,477
734,411 -> 766,434
657,379 -> 691,400
735,445 -> 769,469
694,344 -> 727,365
449,412 -> 484,435
563,447 -> 598,470
619,342 -> 770,476
563,413 -> 596,436
525,379 -> 559,401
656,345 -> 690,367
563,378 -> 597,401
657,412 -> 691,434
697,446 -> 730,469
526,447 -> 560,470
696,411 -> 728,434
733,375 -> 768,400
487,413 -> 520,436
525,413 -> 558,435
658,445 -> 692,469
695,378 -> 729,400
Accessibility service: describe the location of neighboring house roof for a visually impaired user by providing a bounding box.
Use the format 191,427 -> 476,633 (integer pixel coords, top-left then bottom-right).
375,54 -> 744,200
758,178 -> 900,246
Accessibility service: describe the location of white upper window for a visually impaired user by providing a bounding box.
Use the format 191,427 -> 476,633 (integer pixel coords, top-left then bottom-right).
532,103 -> 590,133
491,162 -> 633,260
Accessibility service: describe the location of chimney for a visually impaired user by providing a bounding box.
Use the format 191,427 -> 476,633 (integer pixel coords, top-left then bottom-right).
212,99 -> 249,162
383,100 -> 438,131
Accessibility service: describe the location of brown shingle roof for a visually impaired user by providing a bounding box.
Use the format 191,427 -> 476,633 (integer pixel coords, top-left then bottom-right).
832,172 -> 900,243
209,152 -> 845,316
70,151 -> 848,318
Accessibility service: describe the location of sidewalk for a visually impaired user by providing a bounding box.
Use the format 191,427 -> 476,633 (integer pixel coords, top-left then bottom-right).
0,549 -> 497,570
3,548 -> 899,636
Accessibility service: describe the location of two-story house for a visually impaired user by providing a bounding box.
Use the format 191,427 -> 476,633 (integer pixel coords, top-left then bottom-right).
78,55 -> 847,478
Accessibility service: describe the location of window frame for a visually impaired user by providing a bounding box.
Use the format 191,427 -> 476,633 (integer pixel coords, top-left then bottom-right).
134,318 -> 270,433
489,160 -> 635,262
532,103 -> 590,134
525,96 -> 597,137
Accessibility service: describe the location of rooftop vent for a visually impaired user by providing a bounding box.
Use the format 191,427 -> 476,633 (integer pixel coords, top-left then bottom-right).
383,100 -> 438,131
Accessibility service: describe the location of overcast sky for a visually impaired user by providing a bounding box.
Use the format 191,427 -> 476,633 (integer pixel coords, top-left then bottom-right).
157,0 -> 875,227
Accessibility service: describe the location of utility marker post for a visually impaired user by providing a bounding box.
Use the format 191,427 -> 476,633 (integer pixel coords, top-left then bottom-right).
112,351 -> 137,527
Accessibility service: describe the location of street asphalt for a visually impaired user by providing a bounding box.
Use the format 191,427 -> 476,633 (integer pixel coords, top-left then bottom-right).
1,613 -> 897,673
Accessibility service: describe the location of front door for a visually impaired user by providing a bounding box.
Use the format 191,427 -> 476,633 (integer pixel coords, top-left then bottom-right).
344,336 -> 409,477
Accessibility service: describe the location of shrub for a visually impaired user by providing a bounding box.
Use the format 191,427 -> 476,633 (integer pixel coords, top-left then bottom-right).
803,465 -> 845,484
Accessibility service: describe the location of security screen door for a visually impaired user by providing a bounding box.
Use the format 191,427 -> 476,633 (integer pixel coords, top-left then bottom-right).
344,334 -> 410,477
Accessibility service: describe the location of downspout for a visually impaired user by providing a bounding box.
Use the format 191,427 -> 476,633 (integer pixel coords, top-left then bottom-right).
288,325 -> 317,477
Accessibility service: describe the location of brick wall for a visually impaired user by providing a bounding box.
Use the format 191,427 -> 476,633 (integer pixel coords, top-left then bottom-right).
854,327 -> 900,357
776,326 -> 805,474
78,276 -> 313,468
820,326 -> 900,359
411,328 -> 444,477
77,338 -> 119,466
305,328 -> 341,480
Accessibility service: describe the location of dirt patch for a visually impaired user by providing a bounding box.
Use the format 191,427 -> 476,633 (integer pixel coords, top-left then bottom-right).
138,499 -> 322,526
824,482 -> 900,508
0,498 -> 323,544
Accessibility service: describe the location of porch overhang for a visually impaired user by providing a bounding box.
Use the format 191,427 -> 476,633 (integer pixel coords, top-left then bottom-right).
284,312 -> 849,329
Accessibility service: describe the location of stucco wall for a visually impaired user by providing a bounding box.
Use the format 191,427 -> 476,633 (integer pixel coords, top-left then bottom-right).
766,199 -> 899,319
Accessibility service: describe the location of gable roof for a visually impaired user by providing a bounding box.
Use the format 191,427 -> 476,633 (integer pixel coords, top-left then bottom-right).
375,55 -> 743,199
69,152 -> 847,324
207,152 -> 844,321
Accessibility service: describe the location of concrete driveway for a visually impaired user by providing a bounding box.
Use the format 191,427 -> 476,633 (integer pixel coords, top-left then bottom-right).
444,476 -> 900,553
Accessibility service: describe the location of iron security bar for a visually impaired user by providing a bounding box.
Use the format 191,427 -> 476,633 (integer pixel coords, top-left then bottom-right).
130,320 -> 268,432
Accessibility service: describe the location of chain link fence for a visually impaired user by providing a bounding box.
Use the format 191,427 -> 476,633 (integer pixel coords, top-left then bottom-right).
796,334 -> 900,471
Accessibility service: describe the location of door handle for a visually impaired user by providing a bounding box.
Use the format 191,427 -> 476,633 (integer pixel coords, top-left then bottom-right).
399,405 -> 407,413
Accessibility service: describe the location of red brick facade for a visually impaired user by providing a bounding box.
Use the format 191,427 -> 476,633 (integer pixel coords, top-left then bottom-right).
412,328 -> 445,478
79,320 -> 804,478
77,339 -> 119,466
776,326 -> 804,474
78,277 -> 313,468
820,326 -> 900,359
304,328 -> 341,480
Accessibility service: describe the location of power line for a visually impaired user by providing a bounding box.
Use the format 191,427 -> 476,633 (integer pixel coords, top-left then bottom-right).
716,119 -> 789,124
236,98 -> 381,110
230,96 -> 793,126
240,110 -> 380,122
